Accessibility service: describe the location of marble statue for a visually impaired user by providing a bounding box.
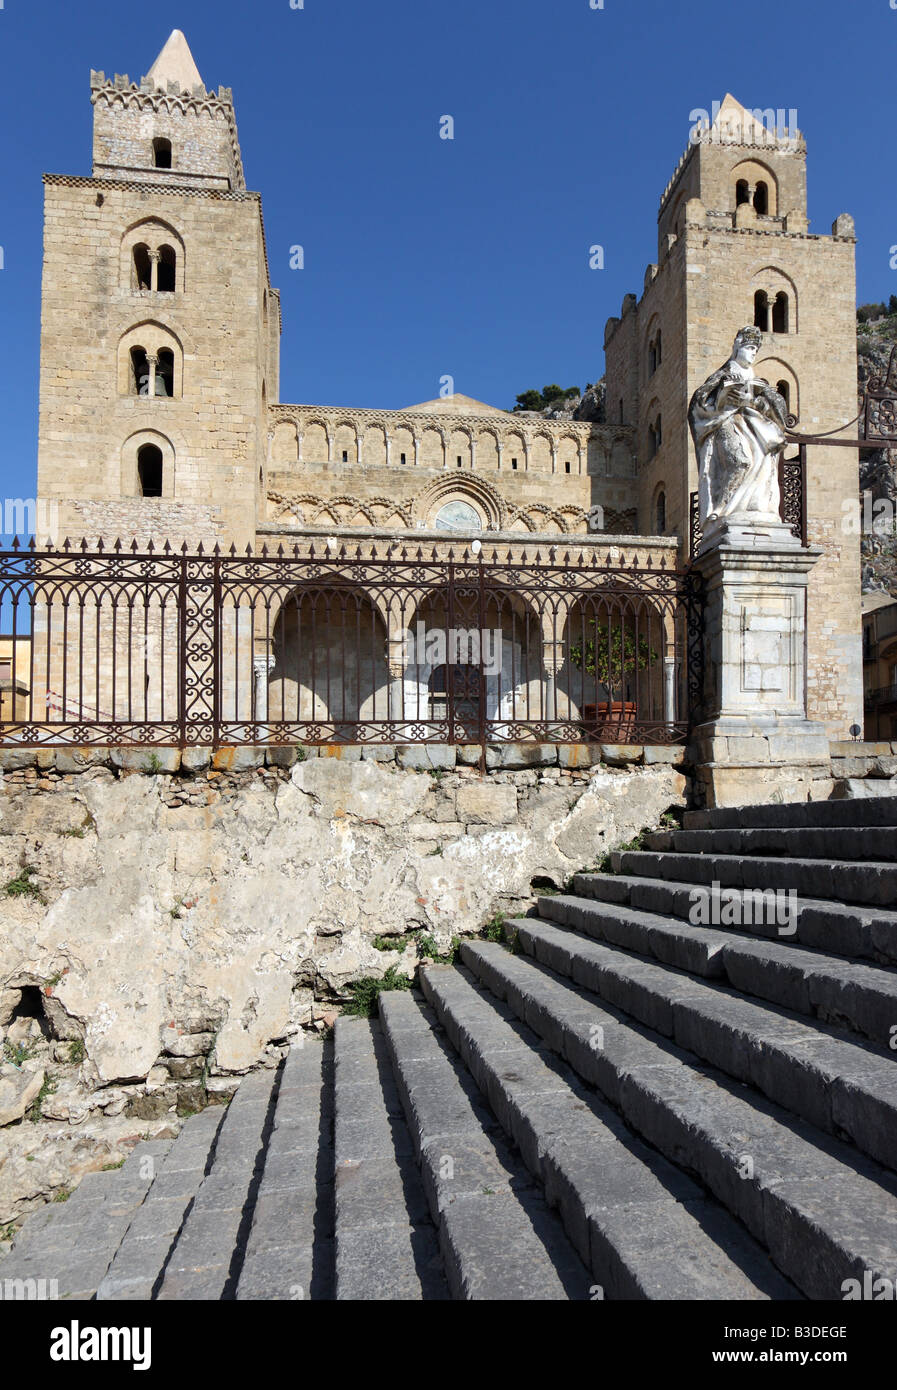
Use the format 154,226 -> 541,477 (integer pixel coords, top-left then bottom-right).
689,326 -> 789,543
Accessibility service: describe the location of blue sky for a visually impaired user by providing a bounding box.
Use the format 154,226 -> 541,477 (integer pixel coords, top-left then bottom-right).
0,0 -> 894,511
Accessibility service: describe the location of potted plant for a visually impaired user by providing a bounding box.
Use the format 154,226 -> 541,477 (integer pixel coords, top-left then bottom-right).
569,625 -> 655,738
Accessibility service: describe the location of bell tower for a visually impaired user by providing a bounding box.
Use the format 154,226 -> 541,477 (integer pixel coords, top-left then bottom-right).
37,30 -> 280,551
604,95 -> 862,736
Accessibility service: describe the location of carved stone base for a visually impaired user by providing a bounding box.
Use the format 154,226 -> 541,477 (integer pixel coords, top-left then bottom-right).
697,514 -> 800,555
692,535 -> 828,808
692,714 -> 832,808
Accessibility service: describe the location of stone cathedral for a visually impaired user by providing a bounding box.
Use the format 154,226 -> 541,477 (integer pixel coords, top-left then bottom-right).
35,31 -> 861,735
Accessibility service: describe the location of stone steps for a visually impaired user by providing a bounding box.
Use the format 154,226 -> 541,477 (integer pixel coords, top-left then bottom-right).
155,1068 -> 280,1299
379,990 -> 591,1299
573,872 -> 897,965
332,1016 -> 447,1301
237,1039 -> 335,1301
97,1107 -> 224,1300
507,915 -> 897,1171
0,1138 -> 173,1300
616,850 -> 897,909
541,891 -> 897,1046
683,796 -> 897,831
417,964 -> 795,1300
645,826 -> 897,862
457,939 -> 897,1300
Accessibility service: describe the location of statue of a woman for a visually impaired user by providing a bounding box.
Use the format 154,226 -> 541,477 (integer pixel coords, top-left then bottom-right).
688,326 -> 789,543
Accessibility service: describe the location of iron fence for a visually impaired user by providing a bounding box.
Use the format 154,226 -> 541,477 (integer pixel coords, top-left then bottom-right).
0,539 -> 702,748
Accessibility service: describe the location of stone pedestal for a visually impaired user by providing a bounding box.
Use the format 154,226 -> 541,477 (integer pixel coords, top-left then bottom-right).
692,534 -> 832,808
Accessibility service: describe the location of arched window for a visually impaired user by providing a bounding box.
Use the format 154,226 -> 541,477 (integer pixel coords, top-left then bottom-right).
152,138 -> 172,170
753,182 -> 769,215
776,380 -> 791,413
736,179 -> 750,207
130,347 -> 149,396
655,490 -> 666,534
157,245 -> 177,293
122,222 -> 184,295
647,414 -> 662,460
155,350 -> 174,398
655,330 -> 662,366
754,290 -> 770,332
137,444 -> 163,497
619,398 -> 624,424
772,291 -> 789,333
132,244 -> 152,291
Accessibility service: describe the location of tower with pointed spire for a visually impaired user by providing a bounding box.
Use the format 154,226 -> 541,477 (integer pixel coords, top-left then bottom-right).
604,95 -> 861,735
37,30 -> 279,551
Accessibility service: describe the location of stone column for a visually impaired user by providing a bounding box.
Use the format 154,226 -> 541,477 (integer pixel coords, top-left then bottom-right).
253,654 -> 275,723
692,525 -> 831,807
144,353 -> 158,398
663,654 -> 676,724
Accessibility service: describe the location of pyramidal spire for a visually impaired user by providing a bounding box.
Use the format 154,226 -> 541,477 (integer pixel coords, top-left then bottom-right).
145,30 -> 203,93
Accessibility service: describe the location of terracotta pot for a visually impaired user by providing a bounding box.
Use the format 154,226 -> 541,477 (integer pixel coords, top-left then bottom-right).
582,700 -> 637,738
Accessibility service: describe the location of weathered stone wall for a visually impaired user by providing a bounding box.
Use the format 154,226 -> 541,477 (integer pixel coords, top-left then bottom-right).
0,748 -> 688,1090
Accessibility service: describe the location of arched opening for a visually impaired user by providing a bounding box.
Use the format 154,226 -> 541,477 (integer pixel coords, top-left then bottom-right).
157,245 -> 177,293
772,291 -> 789,333
560,594 -> 668,736
776,380 -> 791,413
753,181 -> 769,215
267,587 -> 390,734
155,349 -> 175,398
130,346 -> 149,396
736,179 -> 750,207
137,444 -> 164,497
647,414 -> 662,460
132,244 -> 152,291
754,290 -> 770,332
152,138 -> 172,169
655,330 -> 662,366
656,489 -> 667,534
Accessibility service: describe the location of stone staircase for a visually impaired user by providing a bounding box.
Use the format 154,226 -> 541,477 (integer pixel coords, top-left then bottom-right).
3,794 -> 897,1300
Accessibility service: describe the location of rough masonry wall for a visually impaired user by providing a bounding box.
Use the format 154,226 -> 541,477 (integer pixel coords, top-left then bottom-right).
0,753 -> 687,1086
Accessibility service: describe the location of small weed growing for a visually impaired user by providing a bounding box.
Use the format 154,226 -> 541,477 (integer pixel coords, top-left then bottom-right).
29,1075 -> 57,1123
4,866 -> 46,904
343,966 -> 412,1018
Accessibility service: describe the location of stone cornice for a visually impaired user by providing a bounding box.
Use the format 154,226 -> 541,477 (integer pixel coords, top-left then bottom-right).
269,402 -> 630,443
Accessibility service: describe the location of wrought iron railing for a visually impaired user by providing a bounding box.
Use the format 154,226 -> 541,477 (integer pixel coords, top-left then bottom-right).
0,539 -> 702,748
690,447 -> 807,558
